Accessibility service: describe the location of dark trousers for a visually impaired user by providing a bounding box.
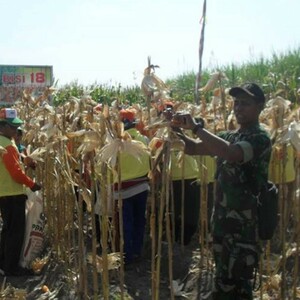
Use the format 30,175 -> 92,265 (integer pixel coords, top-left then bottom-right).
0,195 -> 27,272
173,180 -> 214,245
122,191 -> 148,263
172,179 -> 201,245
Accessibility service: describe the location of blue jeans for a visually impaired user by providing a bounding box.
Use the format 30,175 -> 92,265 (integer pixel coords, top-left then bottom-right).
122,191 -> 148,263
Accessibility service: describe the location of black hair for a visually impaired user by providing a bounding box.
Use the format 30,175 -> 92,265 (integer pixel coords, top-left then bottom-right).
123,119 -> 136,130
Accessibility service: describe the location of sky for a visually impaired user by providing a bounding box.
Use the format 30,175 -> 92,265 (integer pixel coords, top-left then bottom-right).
0,0 -> 299,88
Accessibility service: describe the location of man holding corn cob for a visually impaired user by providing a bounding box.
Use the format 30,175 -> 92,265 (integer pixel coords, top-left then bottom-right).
171,83 -> 272,300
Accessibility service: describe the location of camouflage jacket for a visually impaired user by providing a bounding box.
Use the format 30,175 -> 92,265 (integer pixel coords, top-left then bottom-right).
212,124 -> 272,241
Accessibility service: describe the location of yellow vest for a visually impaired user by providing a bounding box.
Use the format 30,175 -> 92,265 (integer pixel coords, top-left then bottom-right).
195,155 -> 216,183
268,143 -> 296,183
115,128 -> 150,182
0,136 -> 26,197
170,151 -> 199,180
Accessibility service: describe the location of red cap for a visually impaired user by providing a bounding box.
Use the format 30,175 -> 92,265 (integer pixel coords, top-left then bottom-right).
157,100 -> 174,112
120,109 -> 136,122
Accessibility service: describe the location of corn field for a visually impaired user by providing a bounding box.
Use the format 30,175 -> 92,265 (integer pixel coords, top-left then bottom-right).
1,54 -> 300,299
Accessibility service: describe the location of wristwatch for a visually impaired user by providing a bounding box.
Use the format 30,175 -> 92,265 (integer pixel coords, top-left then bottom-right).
192,118 -> 205,134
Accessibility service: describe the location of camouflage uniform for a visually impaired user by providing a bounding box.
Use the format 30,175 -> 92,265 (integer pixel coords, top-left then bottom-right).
212,124 -> 271,300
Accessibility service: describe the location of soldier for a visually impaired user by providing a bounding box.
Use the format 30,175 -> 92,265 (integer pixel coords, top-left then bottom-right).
171,83 -> 271,299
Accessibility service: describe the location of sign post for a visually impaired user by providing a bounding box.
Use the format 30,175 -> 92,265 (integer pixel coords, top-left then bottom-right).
0,65 -> 53,106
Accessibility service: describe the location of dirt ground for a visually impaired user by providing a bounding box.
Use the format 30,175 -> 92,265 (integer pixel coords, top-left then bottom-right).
1,232 -> 299,299
0,234 -> 214,300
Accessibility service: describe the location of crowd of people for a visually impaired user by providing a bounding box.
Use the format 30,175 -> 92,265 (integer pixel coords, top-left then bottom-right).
0,82 -> 297,299
93,82 -> 277,299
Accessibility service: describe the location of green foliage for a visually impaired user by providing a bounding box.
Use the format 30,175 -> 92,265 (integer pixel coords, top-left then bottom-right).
166,71 -> 210,103
52,80 -> 143,106
52,80 -> 86,105
167,47 -> 300,104
53,47 -> 300,105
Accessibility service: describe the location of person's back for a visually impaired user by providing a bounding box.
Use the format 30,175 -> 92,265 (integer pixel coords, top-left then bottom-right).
113,110 -> 151,264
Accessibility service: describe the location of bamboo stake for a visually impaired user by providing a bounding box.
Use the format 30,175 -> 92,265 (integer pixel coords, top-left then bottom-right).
194,0 -> 207,105
164,141 -> 174,300
170,178 -> 175,245
88,153 -> 99,299
117,152 -> 125,299
280,144 -> 287,299
292,156 -> 299,300
199,158 -> 208,267
78,160 -> 88,299
154,143 -> 168,300
146,56 -> 152,125
48,156 -> 58,253
64,142 -> 80,285
219,79 -> 227,131
67,177 -> 76,265
59,115 -> 69,265
196,154 -> 210,288
263,146 -> 277,284
150,158 -> 157,300
57,156 -> 64,259
111,190 -> 118,255
180,154 -> 185,250
99,163 -> 110,300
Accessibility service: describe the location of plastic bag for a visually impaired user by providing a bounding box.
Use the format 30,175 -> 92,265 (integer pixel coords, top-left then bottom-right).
257,181 -> 279,240
19,189 -> 45,268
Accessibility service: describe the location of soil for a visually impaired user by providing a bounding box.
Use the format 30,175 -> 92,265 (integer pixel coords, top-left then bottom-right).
0,235 -> 214,300
1,233 -> 298,299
